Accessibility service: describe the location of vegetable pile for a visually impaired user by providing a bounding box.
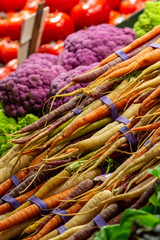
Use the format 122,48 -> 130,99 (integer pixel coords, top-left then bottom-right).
133,1 -> 160,37
1,25 -> 160,240
0,23 -> 136,117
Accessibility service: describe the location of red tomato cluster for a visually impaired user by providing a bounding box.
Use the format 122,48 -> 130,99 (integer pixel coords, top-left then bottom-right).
38,40 -> 64,55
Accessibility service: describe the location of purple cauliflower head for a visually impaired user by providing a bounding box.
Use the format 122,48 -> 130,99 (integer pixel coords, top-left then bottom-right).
49,62 -> 99,110
0,59 -> 66,118
58,24 -> 137,70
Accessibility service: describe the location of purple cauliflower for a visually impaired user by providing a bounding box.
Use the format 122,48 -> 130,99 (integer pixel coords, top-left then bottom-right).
49,62 -> 99,109
26,53 -> 58,65
0,54 -> 66,118
58,24 -> 137,70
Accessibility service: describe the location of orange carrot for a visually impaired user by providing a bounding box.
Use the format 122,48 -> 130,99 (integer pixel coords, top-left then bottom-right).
28,199 -> 89,240
125,121 -> 160,133
99,48 -> 160,85
0,185 -> 42,215
0,150 -> 46,197
49,92 -> 135,149
99,46 -> 153,80
0,187 -> 74,232
98,25 -> 160,67
139,86 -> 160,115
136,172 -> 152,184
0,169 -> 27,197
100,37 -> 160,80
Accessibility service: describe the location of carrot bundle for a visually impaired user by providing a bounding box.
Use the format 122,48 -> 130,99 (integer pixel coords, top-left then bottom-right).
99,25 -> 160,66
0,187 -> 75,232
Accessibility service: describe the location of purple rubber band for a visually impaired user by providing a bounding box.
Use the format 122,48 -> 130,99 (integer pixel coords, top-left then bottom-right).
1,195 -> 21,209
28,195 -> 49,215
93,214 -> 107,228
10,175 -> 21,186
51,208 -> 70,223
150,43 -> 160,49
119,125 -> 137,152
115,49 -> 129,61
57,225 -> 67,234
100,96 -> 119,121
143,139 -> 154,149
94,173 -> 112,182
116,116 -> 130,125
72,107 -> 83,115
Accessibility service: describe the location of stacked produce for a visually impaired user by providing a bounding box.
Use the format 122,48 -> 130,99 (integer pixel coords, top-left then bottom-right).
134,1 -> 160,37
0,24 -> 136,117
0,25 -> 159,240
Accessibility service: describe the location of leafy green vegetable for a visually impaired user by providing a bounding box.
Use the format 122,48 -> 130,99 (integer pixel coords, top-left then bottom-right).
16,114 -> 39,131
93,209 -> 159,240
133,1 -> 160,37
0,105 -> 39,157
148,165 -> 160,207
148,165 -> 160,178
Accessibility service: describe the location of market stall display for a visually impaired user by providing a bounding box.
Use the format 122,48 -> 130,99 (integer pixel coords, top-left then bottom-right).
0,25 -> 159,239
0,24 -> 136,118
0,1 -> 159,240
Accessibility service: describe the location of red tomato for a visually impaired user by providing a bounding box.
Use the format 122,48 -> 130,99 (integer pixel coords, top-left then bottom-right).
41,12 -> 75,43
107,0 -> 121,10
0,67 -> 11,80
70,0 -> 110,30
38,40 -> 64,55
45,0 -> 79,13
0,37 -> 10,63
6,58 -> 17,71
119,0 -> 137,14
135,1 -> 145,11
0,12 -> 10,38
1,41 -> 19,64
108,10 -> 121,25
0,18 -> 7,38
0,0 -> 27,12
7,10 -> 34,40
23,0 -> 41,11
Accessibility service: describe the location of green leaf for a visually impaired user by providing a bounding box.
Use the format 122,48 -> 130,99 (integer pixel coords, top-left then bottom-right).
148,165 -> 160,178
150,193 -> 160,206
149,183 -> 160,207
93,209 -> 160,240
121,209 -> 159,228
142,205 -> 160,220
